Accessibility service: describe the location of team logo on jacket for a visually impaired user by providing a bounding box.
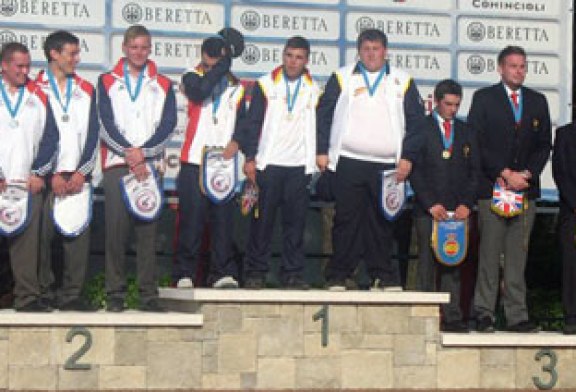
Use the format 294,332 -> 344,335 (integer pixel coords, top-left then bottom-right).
432,217 -> 468,266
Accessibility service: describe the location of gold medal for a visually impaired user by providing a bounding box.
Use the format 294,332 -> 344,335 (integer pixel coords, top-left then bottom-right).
442,150 -> 451,159
286,113 -> 293,121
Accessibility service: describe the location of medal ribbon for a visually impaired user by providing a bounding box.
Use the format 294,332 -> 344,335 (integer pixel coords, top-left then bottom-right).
358,62 -> 387,97
0,76 -> 25,122
123,60 -> 146,102
509,90 -> 522,124
46,68 -> 72,115
212,77 -> 228,120
284,74 -> 302,114
434,112 -> 454,152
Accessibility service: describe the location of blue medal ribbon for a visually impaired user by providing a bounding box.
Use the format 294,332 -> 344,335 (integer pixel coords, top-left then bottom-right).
0,76 -> 25,123
509,90 -> 523,124
45,68 -> 72,116
123,60 -> 146,102
434,111 -> 454,152
358,62 -> 387,97
284,74 -> 302,114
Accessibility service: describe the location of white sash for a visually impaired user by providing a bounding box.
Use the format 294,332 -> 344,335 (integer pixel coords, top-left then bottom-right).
200,146 -> 238,204
0,181 -> 31,237
120,164 -> 163,221
380,169 -> 406,221
52,183 -> 92,237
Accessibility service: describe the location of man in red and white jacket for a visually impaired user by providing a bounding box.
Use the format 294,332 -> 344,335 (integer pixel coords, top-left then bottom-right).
174,36 -> 246,289
35,30 -> 100,312
98,25 -> 176,312
0,42 -> 59,311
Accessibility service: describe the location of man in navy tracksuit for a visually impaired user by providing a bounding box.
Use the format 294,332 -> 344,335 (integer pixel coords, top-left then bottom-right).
174,36 -> 246,289
242,36 -> 321,289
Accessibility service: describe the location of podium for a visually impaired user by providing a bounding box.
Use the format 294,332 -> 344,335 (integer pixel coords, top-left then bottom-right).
1,289 -> 574,390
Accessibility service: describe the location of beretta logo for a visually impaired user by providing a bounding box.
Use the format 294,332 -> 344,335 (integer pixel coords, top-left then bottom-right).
467,55 -> 486,74
0,0 -> 18,17
240,10 -> 260,31
356,16 -> 375,33
122,2 -> 142,24
467,22 -> 486,42
0,30 -> 17,45
241,44 -> 260,65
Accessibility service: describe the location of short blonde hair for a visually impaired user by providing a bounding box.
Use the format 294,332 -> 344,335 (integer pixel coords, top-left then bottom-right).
123,25 -> 151,45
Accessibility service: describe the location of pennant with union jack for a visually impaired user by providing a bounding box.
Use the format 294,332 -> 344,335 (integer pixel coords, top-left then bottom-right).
491,183 -> 525,218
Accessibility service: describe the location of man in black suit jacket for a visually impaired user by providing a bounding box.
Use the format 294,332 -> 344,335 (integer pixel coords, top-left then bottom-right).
411,79 -> 480,333
552,122 -> 576,334
470,46 -> 551,333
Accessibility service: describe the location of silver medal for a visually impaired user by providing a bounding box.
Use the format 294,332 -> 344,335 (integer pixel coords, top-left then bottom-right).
213,116 -> 218,125
9,119 -> 18,128
62,114 -> 69,122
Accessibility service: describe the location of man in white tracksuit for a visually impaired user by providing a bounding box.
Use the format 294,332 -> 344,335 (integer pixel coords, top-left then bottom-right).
36,30 -> 100,311
98,25 -> 177,312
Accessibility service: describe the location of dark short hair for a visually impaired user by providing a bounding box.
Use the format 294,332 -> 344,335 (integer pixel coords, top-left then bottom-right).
0,42 -> 29,63
497,45 -> 526,65
43,30 -> 79,61
284,36 -> 310,57
356,28 -> 388,51
434,79 -> 462,102
201,36 -> 227,58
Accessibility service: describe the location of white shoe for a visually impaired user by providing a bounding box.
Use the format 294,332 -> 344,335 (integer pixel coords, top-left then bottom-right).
370,278 -> 403,292
213,276 -> 239,289
177,277 -> 194,289
383,286 -> 403,292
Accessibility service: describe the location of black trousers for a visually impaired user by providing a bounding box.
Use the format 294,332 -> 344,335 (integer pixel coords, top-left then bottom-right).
559,206 -> 576,323
174,163 -> 237,285
244,165 -> 310,282
325,156 -> 399,285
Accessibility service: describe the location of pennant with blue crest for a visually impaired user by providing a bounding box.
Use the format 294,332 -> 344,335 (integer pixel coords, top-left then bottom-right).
432,216 -> 468,266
